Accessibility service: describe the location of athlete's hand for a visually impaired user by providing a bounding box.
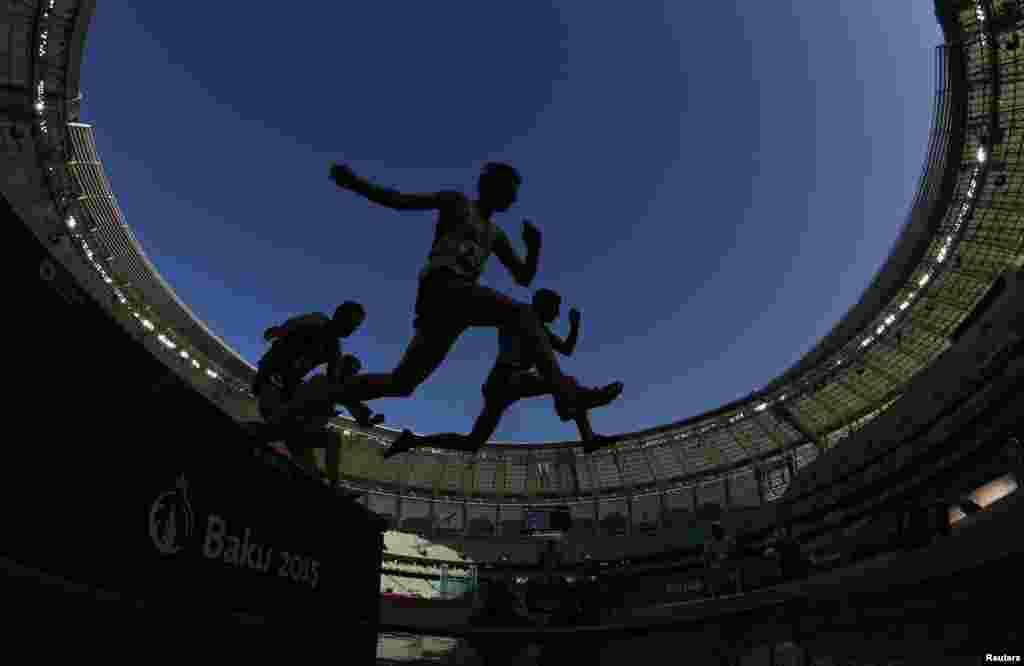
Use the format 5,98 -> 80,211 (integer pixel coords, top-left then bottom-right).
522,219 -> 542,250
330,163 -> 359,189
569,308 -> 581,327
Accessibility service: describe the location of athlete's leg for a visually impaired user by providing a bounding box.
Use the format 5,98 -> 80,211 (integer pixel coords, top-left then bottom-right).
551,375 -> 620,453
401,391 -> 510,456
457,284 -> 622,416
410,396 -> 509,454
283,326 -> 462,418
574,412 -> 596,441
459,285 -> 569,388
469,369 -> 551,442
339,326 -> 461,400
384,368 -> 544,458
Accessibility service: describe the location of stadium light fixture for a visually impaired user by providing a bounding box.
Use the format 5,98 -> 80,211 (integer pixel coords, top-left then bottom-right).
66,216 -> 77,229
977,146 -> 988,163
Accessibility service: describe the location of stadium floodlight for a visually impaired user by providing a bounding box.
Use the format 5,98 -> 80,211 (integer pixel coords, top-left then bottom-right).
205,369 -> 219,380
66,216 -> 77,229
754,403 -> 768,412
884,314 -> 896,326
977,146 -> 988,163
899,301 -> 910,311
180,350 -> 189,360
141,319 -> 155,331
157,334 -> 177,350
191,360 -> 200,369
918,273 -> 931,287
34,101 -> 45,113
861,336 -> 874,348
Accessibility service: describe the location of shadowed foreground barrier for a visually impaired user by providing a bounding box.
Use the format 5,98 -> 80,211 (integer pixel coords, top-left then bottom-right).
0,194 -> 384,655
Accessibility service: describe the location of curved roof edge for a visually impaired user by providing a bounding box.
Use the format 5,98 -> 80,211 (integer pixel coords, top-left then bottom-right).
64,123 -> 256,383
765,40 -> 966,391
62,0 -> 95,105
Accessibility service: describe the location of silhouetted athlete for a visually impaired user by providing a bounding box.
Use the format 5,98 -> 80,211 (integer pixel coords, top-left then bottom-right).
252,301 -> 383,458
384,289 -> 622,458
281,162 -> 622,422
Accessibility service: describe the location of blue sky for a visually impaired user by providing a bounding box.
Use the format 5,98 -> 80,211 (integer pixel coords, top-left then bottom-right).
80,2 -> 943,442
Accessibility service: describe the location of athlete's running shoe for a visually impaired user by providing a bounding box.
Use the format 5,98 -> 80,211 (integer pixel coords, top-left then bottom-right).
556,381 -> 624,421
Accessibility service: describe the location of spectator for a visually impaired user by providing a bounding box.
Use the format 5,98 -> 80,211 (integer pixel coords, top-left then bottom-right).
765,526 -> 804,582
703,522 -> 736,597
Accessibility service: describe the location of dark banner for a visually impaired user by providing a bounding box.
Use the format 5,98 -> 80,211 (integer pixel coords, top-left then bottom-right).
2,194 -> 384,638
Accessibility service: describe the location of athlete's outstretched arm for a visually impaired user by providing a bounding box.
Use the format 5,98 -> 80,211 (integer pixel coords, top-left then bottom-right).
493,221 -> 541,287
548,308 -> 580,356
330,163 -> 459,212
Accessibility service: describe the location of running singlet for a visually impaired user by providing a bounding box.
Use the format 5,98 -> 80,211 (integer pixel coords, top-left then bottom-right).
256,316 -> 340,394
494,324 -> 561,371
420,196 -> 504,282
494,327 -> 534,370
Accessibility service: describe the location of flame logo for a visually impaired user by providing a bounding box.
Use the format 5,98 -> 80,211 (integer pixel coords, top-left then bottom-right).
149,476 -> 194,555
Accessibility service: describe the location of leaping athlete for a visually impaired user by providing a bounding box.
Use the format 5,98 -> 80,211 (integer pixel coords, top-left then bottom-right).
251,301 -> 384,462
280,162 -> 623,424
384,288 -> 622,458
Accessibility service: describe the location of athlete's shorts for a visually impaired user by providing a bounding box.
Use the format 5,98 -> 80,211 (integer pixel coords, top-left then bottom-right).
482,365 -> 581,401
413,269 -> 519,332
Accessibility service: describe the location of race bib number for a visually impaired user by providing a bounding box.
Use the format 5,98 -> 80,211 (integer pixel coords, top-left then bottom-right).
456,240 -> 486,274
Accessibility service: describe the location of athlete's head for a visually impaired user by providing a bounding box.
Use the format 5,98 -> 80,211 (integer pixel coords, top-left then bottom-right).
477,162 -> 521,212
532,288 -> 561,324
332,301 -> 366,338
